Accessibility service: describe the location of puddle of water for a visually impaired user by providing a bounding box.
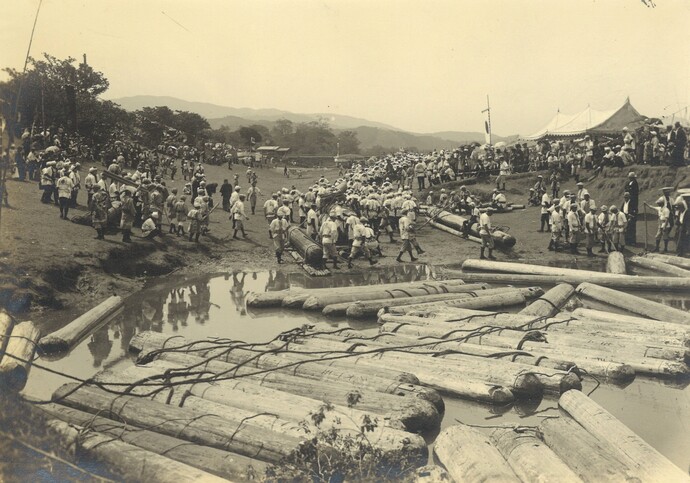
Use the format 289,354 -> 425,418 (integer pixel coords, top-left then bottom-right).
23,263 -> 690,473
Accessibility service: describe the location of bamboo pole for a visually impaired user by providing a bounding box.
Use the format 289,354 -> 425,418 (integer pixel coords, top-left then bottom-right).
644,252 -> 690,270
45,419 -> 229,483
39,295 -> 123,354
489,427 -> 581,483
605,252 -> 627,274
539,416 -> 642,482
577,282 -> 690,324
384,288 -> 541,316
453,262 -> 690,290
52,383 -> 303,464
558,390 -> 690,483
0,321 -> 40,391
434,424 -> 520,482
519,283 -> 574,318
322,283 -> 491,318
41,403 -> 268,481
629,256 -> 690,277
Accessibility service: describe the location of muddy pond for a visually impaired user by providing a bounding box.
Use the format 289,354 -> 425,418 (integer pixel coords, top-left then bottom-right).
27,263 -> 690,473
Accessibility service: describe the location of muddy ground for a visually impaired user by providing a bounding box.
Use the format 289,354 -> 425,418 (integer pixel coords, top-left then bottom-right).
1,159 -> 688,333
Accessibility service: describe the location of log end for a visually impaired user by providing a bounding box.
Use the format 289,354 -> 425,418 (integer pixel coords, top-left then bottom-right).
390,384 -> 445,414
396,372 -> 421,385
345,304 -> 368,319
488,385 -> 515,405
396,399 -> 442,433
321,305 -> 345,318
300,297 -> 323,311
37,336 -> 69,355
513,373 -> 544,398
281,295 -> 308,309
0,366 -> 29,391
558,373 -> 583,394
606,363 -> 636,382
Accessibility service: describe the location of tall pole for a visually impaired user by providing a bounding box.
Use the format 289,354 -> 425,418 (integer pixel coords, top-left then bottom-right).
482,95 -> 492,146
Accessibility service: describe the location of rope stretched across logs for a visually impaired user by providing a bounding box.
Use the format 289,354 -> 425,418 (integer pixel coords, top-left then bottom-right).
0,309 -> 599,410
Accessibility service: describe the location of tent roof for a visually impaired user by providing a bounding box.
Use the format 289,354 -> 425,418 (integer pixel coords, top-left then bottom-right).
526,99 -> 646,140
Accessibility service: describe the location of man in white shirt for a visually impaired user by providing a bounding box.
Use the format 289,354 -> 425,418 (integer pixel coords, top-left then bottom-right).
269,213 -> 290,264
396,209 -> 420,262
320,214 -> 340,269
566,204 -> 581,254
306,203 -> 319,240
263,193 -> 279,230
56,170 -> 74,219
479,208 -> 496,260
347,217 -> 378,268
583,205 -> 597,257
548,205 -> 564,251
608,205 -> 627,252
646,199 -> 671,253
231,194 -> 249,238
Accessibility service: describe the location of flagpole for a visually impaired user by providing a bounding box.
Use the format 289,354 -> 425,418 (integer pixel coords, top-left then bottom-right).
482,95 -> 492,145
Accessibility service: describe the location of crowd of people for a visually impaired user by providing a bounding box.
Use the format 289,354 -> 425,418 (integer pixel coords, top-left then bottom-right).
2,120 -> 689,267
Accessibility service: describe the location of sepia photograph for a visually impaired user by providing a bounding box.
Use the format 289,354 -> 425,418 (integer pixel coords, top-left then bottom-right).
0,0 -> 689,481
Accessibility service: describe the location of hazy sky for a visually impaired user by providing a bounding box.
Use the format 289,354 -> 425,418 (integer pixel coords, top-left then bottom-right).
2,0 -> 689,136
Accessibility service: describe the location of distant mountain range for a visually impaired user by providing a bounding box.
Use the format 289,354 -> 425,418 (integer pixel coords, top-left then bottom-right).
111,95 -> 517,151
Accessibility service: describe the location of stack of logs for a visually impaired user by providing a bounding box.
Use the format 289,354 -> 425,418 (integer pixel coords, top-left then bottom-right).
0,310 -> 40,392
432,390 -> 690,483
41,329 -> 445,481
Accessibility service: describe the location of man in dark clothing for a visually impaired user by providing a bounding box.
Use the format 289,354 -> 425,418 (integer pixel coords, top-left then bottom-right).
672,122 -> 687,166
624,171 -> 639,213
220,179 -> 233,211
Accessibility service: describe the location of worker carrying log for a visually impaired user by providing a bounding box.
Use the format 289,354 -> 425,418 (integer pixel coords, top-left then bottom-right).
479,208 -> 496,260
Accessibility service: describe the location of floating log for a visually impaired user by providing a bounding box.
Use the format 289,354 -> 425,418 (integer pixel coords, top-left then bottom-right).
278,337 -> 517,403
434,424 -> 520,483
577,282 -> 690,325
322,283 -> 491,318
130,359 -> 441,432
46,419 -> 228,483
135,340 -> 442,409
489,427 -> 581,483
430,209 -> 516,248
287,226 -> 323,266
379,312 -> 688,363
246,289 -> 304,308
519,283 -> 574,318
606,252 -> 627,274
0,321 -> 40,391
95,364 -> 427,454
572,308 -> 690,342
539,416 -> 642,482
644,252 -> 690,270
0,310 -> 15,356
41,403 -> 268,481
559,390 -> 690,483
384,287 -> 542,315
629,255 -> 690,277
311,328 -> 577,373
302,281 -> 474,311
427,218 -> 481,243
53,382 -> 303,464
39,295 -> 123,354
130,332 -> 444,411
282,278 -> 467,309
282,335 -> 570,396
455,261 -> 690,291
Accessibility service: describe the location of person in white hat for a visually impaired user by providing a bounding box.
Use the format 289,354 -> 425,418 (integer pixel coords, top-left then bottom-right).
645,198 -> 671,253
478,208 -> 496,259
